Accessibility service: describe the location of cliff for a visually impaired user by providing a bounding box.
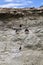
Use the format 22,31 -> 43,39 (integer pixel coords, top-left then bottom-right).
0,8 -> 43,29
0,8 -> 43,65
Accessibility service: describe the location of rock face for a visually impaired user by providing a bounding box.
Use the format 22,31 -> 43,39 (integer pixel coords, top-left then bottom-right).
0,8 -> 43,65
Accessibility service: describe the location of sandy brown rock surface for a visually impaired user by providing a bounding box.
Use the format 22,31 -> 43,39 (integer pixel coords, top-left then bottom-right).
0,8 -> 43,65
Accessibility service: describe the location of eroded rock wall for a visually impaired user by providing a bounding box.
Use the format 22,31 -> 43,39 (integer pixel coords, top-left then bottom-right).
0,8 -> 43,65
0,8 -> 43,29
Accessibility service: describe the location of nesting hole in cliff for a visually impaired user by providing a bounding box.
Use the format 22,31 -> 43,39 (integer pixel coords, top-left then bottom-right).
25,28 -> 29,34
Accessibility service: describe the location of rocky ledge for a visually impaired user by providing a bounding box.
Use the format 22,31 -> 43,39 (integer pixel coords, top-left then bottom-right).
0,7 -> 43,29
0,7 -> 43,17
